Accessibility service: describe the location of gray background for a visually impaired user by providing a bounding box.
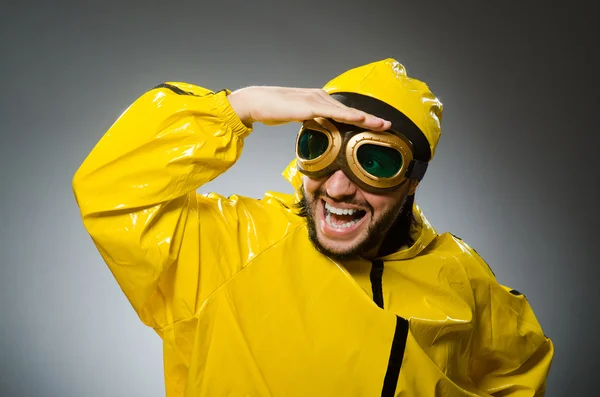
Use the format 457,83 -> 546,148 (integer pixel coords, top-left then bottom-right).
0,1 -> 597,396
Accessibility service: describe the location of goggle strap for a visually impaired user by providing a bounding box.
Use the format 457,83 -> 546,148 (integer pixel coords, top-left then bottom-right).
405,159 -> 428,181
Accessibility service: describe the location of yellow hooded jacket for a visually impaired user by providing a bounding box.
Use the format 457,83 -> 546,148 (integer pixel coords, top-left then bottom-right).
73,75 -> 553,396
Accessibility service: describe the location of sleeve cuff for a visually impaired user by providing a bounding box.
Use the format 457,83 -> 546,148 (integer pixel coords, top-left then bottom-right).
216,89 -> 253,139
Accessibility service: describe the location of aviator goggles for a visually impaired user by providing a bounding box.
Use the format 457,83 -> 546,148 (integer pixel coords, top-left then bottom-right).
295,117 -> 428,194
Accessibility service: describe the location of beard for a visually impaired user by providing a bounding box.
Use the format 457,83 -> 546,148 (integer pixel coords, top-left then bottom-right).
296,186 -> 410,261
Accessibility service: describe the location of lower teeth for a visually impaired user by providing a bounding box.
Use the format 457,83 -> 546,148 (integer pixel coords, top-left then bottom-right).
325,213 -> 359,229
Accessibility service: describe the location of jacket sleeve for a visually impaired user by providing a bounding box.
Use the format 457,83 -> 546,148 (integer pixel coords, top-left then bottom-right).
467,251 -> 555,396
72,83 -> 294,330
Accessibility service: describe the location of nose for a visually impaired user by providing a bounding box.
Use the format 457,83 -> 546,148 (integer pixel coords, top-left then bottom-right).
325,170 -> 358,200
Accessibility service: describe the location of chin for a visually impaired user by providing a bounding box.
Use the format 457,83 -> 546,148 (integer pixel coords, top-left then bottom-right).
310,230 -> 367,260
317,233 -> 359,254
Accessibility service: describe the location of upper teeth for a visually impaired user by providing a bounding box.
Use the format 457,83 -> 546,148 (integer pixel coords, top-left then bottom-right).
325,202 -> 358,215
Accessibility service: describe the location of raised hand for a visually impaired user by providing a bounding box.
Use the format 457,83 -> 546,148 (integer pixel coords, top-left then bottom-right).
227,86 -> 391,131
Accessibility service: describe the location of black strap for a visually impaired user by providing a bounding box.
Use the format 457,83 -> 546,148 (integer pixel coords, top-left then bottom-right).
370,260 -> 385,309
381,316 -> 409,397
330,92 -> 431,162
153,83 -> 201,96
405,159 -> 428,181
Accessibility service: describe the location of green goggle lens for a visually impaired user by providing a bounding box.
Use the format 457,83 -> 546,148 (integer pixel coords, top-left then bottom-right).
357,144 -> 403,178
298,129 -> 329,160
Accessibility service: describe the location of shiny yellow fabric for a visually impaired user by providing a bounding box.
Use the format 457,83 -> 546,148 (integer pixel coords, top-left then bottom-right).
322,58 -> 443,159
73,83 -> 553,396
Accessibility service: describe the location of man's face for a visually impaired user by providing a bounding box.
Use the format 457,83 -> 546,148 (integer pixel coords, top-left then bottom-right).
301,170 -> 416,260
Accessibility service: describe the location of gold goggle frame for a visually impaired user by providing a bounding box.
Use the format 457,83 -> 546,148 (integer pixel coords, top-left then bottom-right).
295,118 -> 415,191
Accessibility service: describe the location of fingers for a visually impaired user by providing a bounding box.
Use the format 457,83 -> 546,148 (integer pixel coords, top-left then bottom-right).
230,86 -> 392,131
317,106 -> 391,131
313,89 -> 391,131
348,111 -> 391,131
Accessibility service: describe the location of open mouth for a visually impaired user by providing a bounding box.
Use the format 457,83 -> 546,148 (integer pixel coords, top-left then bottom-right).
323,200 -> 367,229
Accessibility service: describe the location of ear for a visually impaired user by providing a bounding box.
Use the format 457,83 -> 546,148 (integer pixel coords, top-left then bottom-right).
408,179 -> 420,195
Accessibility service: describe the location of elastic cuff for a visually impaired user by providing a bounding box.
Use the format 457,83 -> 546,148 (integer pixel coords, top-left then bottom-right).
216,89 -> 253,139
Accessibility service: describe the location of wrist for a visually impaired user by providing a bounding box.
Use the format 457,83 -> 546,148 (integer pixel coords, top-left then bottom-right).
227,87 -> 255,127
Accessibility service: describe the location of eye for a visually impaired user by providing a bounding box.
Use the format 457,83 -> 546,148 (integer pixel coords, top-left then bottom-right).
364,158 -> 381,169
298,129 -> 329,160
356,144 -> 403,178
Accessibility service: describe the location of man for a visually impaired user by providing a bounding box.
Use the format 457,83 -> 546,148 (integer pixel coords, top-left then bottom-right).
73,59 -> 553,396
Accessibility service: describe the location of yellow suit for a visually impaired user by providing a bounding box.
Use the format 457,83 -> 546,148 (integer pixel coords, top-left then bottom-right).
73,62 -> 553,396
